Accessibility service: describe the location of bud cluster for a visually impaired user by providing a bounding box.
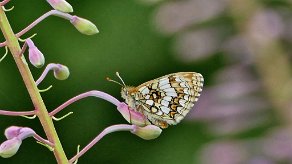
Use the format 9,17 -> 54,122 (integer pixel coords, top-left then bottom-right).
0,126 -> 35,158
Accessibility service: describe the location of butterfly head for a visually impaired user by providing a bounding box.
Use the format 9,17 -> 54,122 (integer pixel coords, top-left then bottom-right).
121,86 -> 136,108
107,72 -> 136,108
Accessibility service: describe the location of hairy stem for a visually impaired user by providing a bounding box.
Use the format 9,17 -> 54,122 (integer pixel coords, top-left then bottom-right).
0,8 -> 68,163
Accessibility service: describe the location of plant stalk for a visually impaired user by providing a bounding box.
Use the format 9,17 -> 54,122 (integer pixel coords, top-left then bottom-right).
0,8 -> 68,163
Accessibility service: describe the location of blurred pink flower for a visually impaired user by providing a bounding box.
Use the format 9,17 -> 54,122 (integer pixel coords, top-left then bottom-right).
197,128 -> 292,164
154,0 -> 226,35
198,140 -> 248,164
223,35 -> 254,63
187,65 -> 269,135
173,29 -> 220,62
262,127 -> 292,162
247,9 -> 284,45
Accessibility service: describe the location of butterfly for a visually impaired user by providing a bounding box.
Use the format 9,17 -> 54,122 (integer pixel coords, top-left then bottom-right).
108,72 -> 204,129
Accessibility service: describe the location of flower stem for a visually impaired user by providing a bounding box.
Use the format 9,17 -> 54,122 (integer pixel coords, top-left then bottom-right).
16,10 -> 73,38
0,8 -> 68,164
0,109 -> 35,116
49,90 -> 120,116
0,0 -> 10,6
0,10 -> 74,47
69,124 -> 134,163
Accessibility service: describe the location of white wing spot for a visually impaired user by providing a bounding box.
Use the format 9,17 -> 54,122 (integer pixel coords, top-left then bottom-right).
140,87 -> 150,95
161,99 -> 169,107
180,82 -> 186,87
183,88 -> 189,94
146,100 -> 154,106
158,78 -> 170,87
177,107 -> 183,114
156,110 -> 163,116
179,99 -> 186,107
164,96 -> 172,101
160,106 -> 170,114
164,88 -> 176,93
160,83 -> 171,90
166,92 -> 177,97
175,77 -> 183,82
184,95 -> 189,100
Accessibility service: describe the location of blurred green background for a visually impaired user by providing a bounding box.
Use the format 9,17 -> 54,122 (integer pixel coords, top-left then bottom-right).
1,0 -> 292,164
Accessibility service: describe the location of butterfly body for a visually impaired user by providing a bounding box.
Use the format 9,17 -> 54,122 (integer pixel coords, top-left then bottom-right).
121,72 -> 204,129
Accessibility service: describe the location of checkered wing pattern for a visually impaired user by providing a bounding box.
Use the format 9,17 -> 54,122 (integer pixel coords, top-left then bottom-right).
133,72 -> 204,128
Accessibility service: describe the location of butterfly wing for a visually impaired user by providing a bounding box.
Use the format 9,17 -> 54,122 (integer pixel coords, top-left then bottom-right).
133,72 -> 204,126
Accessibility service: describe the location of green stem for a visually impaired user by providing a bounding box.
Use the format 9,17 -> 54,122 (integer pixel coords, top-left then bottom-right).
0,8 -> 68,164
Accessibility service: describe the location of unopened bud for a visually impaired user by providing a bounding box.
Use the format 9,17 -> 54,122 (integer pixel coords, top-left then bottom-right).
4,126 -> 21,140
131,125 -> 162,140
46,0 -> 73,13
0,138 -> 22,158
17,128 -> 35,140
27,39 -> 45,68
4,126 -> 35,140
53,64 -> 70,80
70,16 -> 99,35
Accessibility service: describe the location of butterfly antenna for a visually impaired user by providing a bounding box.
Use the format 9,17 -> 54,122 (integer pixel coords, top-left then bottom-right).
106,77 -> 124,87
115,72 -> 126,86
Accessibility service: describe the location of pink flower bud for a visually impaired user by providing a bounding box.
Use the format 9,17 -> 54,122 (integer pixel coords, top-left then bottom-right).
17,128 -> 35,140
0,138 -> 22,158
131,125 -> 162,140
53,64 -> 70,80
117,103 -> 147,127
70,16 -> 99,35
4,126 -> 35,140
46,0 -> 73,13
27,39 -> 45,68
4,126 -> 22,140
